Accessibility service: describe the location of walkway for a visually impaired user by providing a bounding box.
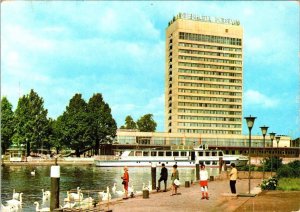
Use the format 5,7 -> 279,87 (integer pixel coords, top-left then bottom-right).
104,179 -> 262,212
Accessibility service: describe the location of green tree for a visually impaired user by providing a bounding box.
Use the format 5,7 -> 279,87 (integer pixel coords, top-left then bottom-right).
136,114 -> 157,132
121,115 -> 137,129
48,118 -> 63,154
60,93 -> 89,157
1,97 -> 14,154
87,93 -> 117,155
12,89 -> 50,156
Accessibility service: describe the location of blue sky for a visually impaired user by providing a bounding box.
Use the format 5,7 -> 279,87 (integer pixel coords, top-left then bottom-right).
1,1 -> 299,138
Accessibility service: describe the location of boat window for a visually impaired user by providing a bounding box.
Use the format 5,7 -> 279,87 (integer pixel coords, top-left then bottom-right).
218,152 -> 223,156
205,152 -> 210,156
143,151 -> 149,156
181,152 -> 187,156
166,151 -> 172,156
212,161 -> 218,165
198,152 -> 203,156
225,161 -> 230,164
158,152 -> 164,156
129,151 -> 135,156
173,152 -> 179,156
205,161 -> 210,165
151,152 -> 157,156
135,151 -> 142,156
212,152 -> 216,156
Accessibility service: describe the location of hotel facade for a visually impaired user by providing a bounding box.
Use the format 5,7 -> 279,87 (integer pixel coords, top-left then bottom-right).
165,13 -> 243,135
112,14 -> 294,152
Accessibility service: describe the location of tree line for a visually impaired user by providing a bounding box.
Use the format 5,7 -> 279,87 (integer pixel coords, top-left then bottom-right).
1,89 -> 157,156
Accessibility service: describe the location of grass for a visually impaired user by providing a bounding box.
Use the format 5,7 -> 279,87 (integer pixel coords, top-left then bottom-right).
277,178 -> 300,191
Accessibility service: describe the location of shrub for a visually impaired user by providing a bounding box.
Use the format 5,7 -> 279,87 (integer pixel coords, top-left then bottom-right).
237,164 -> 256,171
277,165 -> 295,178
261,177 -> 278,190
263,156 -> 282,171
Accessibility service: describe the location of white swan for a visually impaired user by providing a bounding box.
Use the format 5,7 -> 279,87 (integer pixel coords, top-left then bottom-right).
98,190 -> 105,199
142,182 -> 148,190
1,204 -> 18,212
64,191 -> 71,202
69,187 -> 83,202
6,193 -> 23,209
111,183 -> 117,194
31,170 -> 36,176
148,181 -> 152,192
128,185 -> 134,194
34,202 -> 50,212
102,187 -> 111,201
42,189 -> 51,202
115,187 -> 125,196
12,189 -> 20,200
62,202 -> 76,209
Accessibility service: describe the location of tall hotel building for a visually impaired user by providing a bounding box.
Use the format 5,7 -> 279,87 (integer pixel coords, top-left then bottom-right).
165,13 -> 243,135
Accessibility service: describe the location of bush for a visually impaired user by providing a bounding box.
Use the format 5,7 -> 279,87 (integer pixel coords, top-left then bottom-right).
261,177 -> 278,190
263,156 -> 282,171
277,165 -> 295,178
237,164 -> 256,171
276,161 -> 300,178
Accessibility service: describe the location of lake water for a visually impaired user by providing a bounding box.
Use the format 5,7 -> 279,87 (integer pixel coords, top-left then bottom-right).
1,164 -> 219,211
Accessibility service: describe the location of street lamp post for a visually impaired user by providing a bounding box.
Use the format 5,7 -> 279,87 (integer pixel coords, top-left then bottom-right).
260,126 -> 268,180
269,132 -> 276,176
244,115 -> 256,194
275,136 -> 281,171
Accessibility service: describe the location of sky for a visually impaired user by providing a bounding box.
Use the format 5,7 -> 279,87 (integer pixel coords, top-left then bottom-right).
1,1 -> 299,138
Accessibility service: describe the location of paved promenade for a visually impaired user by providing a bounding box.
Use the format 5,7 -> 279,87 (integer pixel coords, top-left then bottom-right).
105,179 -> 262,212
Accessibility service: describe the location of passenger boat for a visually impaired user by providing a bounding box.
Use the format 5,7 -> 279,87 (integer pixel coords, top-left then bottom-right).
94,145 -> 248,167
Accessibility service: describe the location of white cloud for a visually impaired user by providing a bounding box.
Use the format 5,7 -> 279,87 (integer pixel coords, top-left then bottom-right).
244,90 -> 280,108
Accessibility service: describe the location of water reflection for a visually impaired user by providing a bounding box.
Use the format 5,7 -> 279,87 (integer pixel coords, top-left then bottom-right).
1,165 -> 219,211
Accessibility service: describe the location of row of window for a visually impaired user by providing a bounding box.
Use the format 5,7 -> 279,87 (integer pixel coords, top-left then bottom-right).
178,48 -> 242,58
178,88 -> 242,96
178,129 -> 241,134
178,68 -> 242,77
178,42 -> 242,53
178,62 -> 242,71
178,75 -> 242,84
178,115 -> 241,122
178,122 -> 242,128
178,95 -> 242,102
178,108 -> 242,115
179,32 -> 242,46
178,55 -> 242,65
178,102 -> 242,109
178,82 -> 242,90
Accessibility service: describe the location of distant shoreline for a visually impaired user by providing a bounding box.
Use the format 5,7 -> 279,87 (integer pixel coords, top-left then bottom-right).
1,158 -> 95,166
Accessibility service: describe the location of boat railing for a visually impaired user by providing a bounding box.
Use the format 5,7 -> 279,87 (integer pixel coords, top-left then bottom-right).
94,155 -> 119,161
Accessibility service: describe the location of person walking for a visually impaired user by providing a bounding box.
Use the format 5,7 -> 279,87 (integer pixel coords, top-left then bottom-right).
229,163 -> 237,194
157,163 -> 168,192
170,164 -> 179,196
121,166 -> 129,199
199,164 -> 209,200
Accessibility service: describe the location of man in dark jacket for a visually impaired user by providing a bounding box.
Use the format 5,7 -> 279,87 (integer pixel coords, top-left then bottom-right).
157,163 -> 168,192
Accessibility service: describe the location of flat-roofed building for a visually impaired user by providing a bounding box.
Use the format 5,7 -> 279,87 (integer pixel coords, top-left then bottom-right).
165,13 -> 243,135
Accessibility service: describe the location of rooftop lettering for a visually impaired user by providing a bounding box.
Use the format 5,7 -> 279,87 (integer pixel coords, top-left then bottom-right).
168,13 -> 240,26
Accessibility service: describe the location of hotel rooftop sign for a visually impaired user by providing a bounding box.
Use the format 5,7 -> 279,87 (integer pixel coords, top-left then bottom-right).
168,13 -> 240,26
